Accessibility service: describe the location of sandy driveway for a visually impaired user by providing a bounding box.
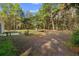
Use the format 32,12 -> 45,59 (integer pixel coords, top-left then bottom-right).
11,31 -> 76,56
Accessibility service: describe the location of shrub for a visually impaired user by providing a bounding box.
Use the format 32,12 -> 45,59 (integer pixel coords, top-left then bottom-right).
24,30 -> 29,35
0,37 -> 17,56
71,29 -> 79,47
38,29 -> 45,32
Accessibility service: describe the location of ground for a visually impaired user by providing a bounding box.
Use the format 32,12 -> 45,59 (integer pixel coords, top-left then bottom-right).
10,30 -> 77,56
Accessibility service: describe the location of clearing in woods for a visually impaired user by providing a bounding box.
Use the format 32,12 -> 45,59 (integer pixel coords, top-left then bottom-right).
10,30 -> 77,56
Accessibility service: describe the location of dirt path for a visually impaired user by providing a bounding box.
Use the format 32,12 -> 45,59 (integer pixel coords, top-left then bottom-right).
11,31 -> 76,56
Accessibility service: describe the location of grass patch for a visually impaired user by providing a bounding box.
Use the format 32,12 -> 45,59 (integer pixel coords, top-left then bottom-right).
0,37 -> 17,56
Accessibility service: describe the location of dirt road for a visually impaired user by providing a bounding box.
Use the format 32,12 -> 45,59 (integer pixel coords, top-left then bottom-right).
11,31 -> 77,56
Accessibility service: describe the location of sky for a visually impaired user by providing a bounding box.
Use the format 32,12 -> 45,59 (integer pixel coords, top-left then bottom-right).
20,3 -> 42,13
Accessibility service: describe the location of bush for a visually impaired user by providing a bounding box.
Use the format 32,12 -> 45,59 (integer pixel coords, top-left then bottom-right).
24,30 -> 29,35
0,37 -> 17,56
71,29 -> 79,47
38,29 -> 45,32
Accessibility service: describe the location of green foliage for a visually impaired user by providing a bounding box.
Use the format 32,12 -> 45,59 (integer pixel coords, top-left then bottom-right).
0,38 -> 17,56
71,29 -> 79,47
0,3 -> 24,30
0,3 -> 79,30
24,30 -> 29,35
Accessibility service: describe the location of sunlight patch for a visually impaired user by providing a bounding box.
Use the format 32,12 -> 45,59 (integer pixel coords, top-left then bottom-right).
51,39 -> 59,44
41,41 -> 52,51
58,47 -> 63,52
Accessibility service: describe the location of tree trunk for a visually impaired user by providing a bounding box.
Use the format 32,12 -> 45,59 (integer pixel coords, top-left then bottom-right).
51,19 -> 55,30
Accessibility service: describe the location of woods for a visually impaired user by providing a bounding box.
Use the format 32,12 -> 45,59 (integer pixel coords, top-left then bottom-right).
0,3 -> 79,31
0,3 -> 79,56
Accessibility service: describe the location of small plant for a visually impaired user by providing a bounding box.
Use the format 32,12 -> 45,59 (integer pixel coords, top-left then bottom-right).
24,30 -> 29,35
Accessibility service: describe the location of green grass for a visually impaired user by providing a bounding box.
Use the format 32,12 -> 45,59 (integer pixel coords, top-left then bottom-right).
0,37 -> 17,56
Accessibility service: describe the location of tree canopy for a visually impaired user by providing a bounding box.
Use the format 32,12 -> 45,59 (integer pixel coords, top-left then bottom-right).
0,3 -> 79,31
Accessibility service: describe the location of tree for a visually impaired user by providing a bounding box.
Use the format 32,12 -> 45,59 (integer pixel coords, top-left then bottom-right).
37,3 -> 53,29
0,3 -> 24,30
